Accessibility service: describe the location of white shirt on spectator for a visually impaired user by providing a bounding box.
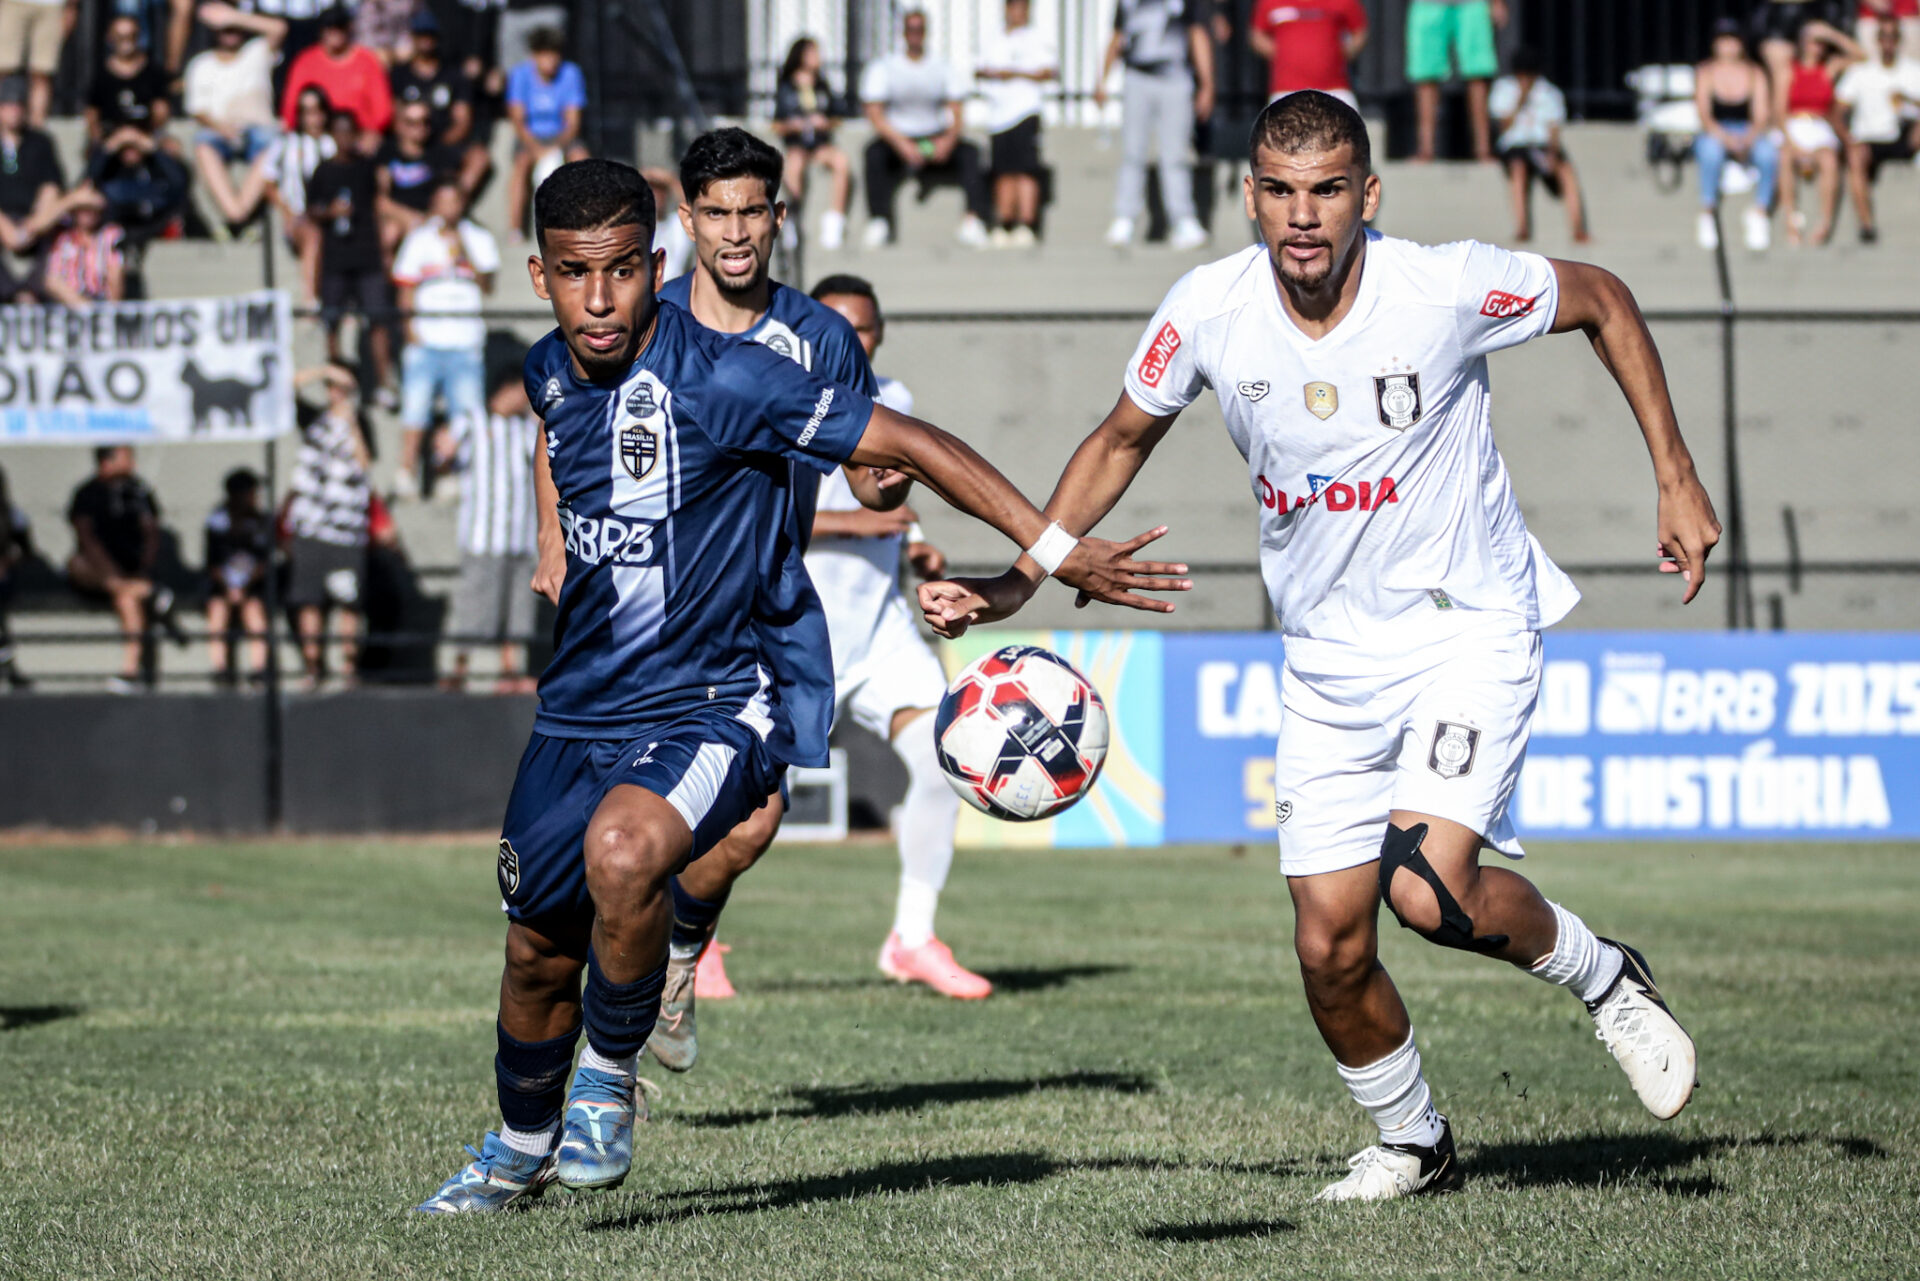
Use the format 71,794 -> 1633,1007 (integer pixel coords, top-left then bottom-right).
392,216 -> 501,350
263,130 -> 336,217
860,52 -> 963,139
184,37 -> 279,130
1835,57 -> 1920,143
978,23 -> 1058,133
1488,76 -> 1566,152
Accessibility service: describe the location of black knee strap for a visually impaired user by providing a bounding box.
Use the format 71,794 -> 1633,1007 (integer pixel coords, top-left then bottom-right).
1378,822 -> 1508,955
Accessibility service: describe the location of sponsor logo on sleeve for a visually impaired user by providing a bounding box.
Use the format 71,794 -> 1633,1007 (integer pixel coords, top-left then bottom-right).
797,386 -> 835,447
1480,289 -> 1540,319
1137,321 -> 1182,388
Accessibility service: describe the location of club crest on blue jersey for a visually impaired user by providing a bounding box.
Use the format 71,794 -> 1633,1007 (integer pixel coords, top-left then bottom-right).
540,376 -> 565,413
619,421 -> 659,479
625,382 -> 657,417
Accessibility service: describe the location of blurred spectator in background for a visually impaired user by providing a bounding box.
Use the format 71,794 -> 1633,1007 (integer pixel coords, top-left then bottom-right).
1406,0 -> 1505,162
977,0 -> 1056,247
307,109 -> 394,401
0,75 -> 64,295
66,445 -> 166,693
428,0 -> 504,150
0,0 -> 74,128
1755,1 -> 1852,127
436,364 -> 537,693
85,14 -> 172,153
392,177 -> 496,499
1779,23 -> 1863,246
286,364 -> 372,689
108,0 -> 192,78
1839,17 -> 1920,242
353,0 -> 416,64
281,6 -> 392,147
1695,18 -> 1780,252
81,124 -> 190,248
186,1 -> 286,232
1490,49 -> 1587,243
1096,0 -> 1212,249
504,25 -> 585,240
0,460 -> 30,690
1249,0 -> 1366,109
392,8 -> 472,147
260,85 -> 335,299
1858,0 -> 1920,60
203,466 -> 270,683
861,8 -> 990,248
38,186 -> 126,304
374,98 -> 471,252
773,36 -> 849,251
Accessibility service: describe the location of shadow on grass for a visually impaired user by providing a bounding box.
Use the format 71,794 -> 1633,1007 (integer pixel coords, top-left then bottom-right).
588,1151 -> 1159,1231
977,964 -> 1131,994
680,1070 -> 1156,1129
1137,1219 -> 1298,1243
1,1004 -> 81,1031
1469,1131 -> 1886,1190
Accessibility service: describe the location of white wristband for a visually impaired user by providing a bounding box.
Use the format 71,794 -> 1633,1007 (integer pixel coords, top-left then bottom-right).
1025,521 -> 1077,577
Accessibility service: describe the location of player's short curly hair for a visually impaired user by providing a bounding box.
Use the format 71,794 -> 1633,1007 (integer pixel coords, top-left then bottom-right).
809,273 -> 882,323
1250,90 -> 1371,172
534,158 -> 655,249
680,126 -> 784,202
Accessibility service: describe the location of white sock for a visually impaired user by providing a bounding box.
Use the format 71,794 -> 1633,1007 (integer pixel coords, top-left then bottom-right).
578,1044 -> 639,1087
1529,901 -> 1624,1005
890,710 -> 958,949
498,1122 -> 557,1157
1337,1033 -> 1444,1149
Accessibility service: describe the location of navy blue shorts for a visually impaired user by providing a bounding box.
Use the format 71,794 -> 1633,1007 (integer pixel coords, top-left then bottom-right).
496,711 -> 783,929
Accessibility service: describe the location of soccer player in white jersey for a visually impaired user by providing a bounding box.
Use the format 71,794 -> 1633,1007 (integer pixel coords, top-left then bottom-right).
919,92 -> 1723,1202
809,272 -> 990,998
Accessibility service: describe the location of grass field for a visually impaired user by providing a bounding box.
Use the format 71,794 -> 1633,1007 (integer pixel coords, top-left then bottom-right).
1,836 -> 1916,1279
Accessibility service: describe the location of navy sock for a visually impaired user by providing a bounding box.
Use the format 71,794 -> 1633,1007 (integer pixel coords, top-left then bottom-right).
582,949 -> 668,1060
669,877 -> 729,954
494,1021 -> 579,1134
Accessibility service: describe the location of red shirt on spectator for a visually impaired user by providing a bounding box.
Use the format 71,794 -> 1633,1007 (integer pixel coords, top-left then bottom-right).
1859,1 -> 1920,19
1252,0 -> 1367,96
280,44 -> 393,134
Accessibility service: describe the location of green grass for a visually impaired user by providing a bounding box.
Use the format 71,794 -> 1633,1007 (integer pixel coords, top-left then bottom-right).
0,837 -> 1916,1279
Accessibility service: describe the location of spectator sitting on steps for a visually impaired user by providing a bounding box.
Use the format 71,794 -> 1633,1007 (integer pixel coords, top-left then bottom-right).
85,15 -> 173,154
0,74 -> 64,293
1694,18 -> 1780,253
280,5 -> 393,150
1490,48 -> 1589,243
860,7 -> 993,249
503,25 -> 588,242
66,445 -> 177,694
1837,16 -> 1920,243
186,1 -> 288,233
203,466 -> 271,685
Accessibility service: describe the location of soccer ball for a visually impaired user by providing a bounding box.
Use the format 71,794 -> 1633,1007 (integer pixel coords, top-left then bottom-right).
934,645 -> 1109,821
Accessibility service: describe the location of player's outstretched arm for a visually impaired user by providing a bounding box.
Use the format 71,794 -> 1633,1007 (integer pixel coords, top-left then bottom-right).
914,391 -> 1180,638
847,402 -> 1189,628
529,421 -> 566,605
1549,259 -> 1722,604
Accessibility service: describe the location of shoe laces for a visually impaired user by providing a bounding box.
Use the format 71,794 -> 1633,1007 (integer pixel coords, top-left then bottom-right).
1341,1144 -> 1408,1190
1595,987 -> 1656,1055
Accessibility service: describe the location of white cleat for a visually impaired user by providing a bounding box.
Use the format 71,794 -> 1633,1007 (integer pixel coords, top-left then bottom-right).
1314,1116 -> 1462,1203
1588,940 -> 1698,1120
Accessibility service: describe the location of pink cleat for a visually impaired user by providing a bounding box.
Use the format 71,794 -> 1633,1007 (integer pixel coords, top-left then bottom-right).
693,941 -> 735,999
877,933 -> 994,1000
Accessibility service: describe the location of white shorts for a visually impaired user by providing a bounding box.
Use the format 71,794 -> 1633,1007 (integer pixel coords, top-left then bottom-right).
1274,627 -> 1542,879
833,598 -> 947,738
1785,115 -> 1839,154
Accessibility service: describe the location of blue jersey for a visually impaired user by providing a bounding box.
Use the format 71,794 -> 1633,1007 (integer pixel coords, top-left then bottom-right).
525,303 -> 874,767
655,274 -> 879,538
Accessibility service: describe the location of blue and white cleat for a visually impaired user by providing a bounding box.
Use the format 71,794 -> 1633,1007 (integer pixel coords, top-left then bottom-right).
414,1132 -> 555,1214
555,1066 -> 646,1190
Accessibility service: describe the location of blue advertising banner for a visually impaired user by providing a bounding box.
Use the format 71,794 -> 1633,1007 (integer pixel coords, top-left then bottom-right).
1158,631 -> 1920,846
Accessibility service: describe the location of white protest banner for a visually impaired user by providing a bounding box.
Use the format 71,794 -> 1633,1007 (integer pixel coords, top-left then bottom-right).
0,290 -> 294,443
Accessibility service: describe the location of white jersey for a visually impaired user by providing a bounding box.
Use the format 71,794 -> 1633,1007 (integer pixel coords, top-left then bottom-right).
807,375 -> 917,676
1124,233 -> 1580,659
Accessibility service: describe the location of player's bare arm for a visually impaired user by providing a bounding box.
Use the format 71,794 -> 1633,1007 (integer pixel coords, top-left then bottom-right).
848,403 -> 1190,616
530,420 -> 565,604
919,391 -> 1182,638
1547,258 -> 1722,603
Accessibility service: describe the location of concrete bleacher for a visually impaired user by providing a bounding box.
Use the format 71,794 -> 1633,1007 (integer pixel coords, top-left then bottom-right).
9,117 -> 1920,683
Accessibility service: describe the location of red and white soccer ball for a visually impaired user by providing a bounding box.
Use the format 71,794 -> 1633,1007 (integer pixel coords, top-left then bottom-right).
934,645 -> 1109,821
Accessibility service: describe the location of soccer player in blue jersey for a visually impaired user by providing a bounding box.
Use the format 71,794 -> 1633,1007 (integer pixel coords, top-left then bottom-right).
415,158 -> 1189,1213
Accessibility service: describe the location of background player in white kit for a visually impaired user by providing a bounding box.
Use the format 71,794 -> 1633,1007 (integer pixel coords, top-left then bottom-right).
808,273 -> 990,999
920,92 -> 1724,1202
